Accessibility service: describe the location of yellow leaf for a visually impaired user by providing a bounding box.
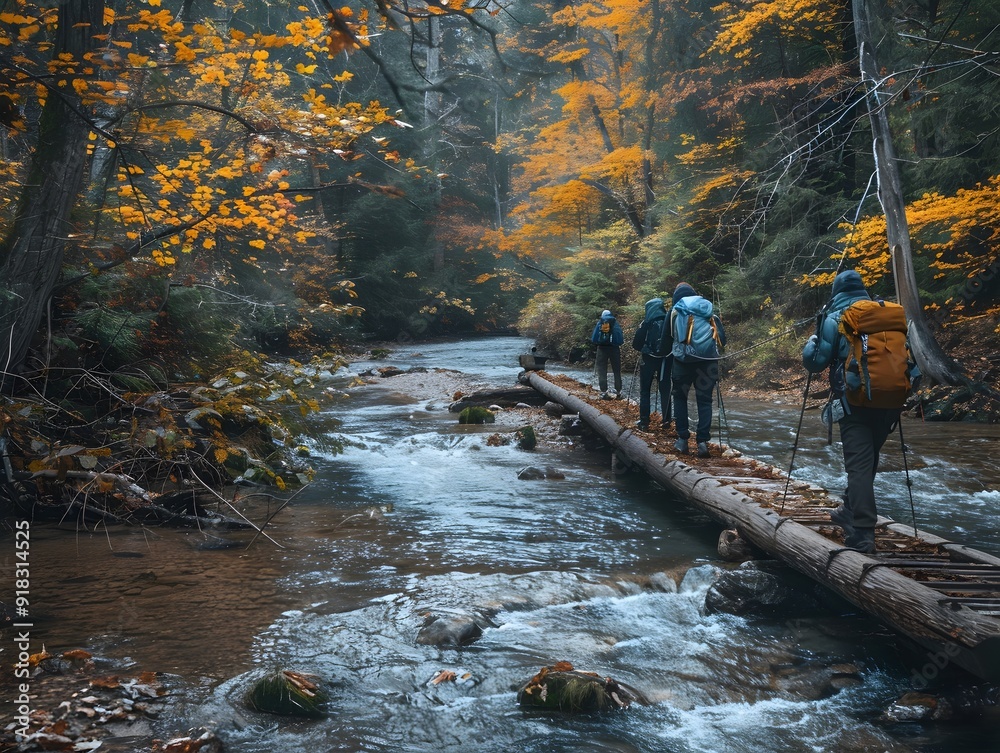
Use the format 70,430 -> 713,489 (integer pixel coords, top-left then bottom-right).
249,239 -> 266,249
214,448 -> 228,464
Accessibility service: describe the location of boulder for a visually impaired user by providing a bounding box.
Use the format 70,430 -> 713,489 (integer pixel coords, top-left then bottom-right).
544,401 -> 569,417
416,609 -> 496,647
704,561 -> 822,618
558,415 -> 584,435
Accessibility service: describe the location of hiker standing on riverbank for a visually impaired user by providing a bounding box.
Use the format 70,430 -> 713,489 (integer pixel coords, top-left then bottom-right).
630,297 -> 672,430
670,282 -> 726,458
802,270 -> 916,553
591,309 -> 624,399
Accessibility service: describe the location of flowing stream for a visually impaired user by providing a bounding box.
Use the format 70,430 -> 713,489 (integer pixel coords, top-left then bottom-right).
17,336 -> 1000,752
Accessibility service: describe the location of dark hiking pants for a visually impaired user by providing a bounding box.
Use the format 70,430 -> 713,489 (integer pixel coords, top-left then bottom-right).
672,360 -> 716,443
596,345 -> 622,393
639,354 -> 671,424
838,405 -> 901,529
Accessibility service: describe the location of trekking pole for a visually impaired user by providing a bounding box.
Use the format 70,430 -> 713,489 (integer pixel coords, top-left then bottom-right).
715,380 -> 731,447
626,357 -> 640,403
781,307 -> 826,514
897,418 -> 917,537
780,370 -> 813,516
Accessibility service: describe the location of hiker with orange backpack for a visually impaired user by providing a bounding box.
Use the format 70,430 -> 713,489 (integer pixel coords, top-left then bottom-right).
802,270 -> 918,553
591,309 -> 625,399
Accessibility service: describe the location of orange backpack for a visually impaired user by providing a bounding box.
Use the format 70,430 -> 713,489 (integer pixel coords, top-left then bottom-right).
838,300 -> 911,409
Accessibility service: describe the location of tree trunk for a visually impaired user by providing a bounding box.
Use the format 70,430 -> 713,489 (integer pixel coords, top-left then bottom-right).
852,0 -> 965,387
424,16 -> 445,273
0,0 -> 106,386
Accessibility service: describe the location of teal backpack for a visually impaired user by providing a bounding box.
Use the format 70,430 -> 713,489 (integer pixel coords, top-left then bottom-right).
671,296 -> 722,362
644,315 -> 670,357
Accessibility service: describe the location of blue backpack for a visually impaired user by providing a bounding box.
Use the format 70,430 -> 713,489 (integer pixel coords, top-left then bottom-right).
671,296 -> 722,362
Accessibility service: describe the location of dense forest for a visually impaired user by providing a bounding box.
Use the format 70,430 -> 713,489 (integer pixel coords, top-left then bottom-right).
1,0 -> 998,511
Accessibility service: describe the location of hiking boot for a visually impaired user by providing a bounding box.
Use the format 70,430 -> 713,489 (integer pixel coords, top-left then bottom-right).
845,527 -> 876,554
696,442 -> 710,458
674,437 -> 688,454
636,420 -> 649,431
828,504 -> 855,537
599,391 -> 610,400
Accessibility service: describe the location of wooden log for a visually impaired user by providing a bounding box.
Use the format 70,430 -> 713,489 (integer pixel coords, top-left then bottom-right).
523,371 -> 1000,681
448,385 -> 548,411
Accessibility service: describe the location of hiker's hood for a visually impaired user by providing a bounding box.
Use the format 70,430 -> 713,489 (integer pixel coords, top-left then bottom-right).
830,270 -> 870,309
832,270 -> 867,297
672,282 -> 696,305
643,298 -> 665,322
601,309 -> 612,318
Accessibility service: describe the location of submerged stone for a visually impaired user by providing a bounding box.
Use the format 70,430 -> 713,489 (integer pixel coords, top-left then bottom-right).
704,561 -> 822,618
416,609 -> 496,647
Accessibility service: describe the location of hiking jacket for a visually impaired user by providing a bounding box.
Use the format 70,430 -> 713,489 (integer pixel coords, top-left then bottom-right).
590,314 -> 624,347
631,298 -> 668,356
802,270 -> 871,396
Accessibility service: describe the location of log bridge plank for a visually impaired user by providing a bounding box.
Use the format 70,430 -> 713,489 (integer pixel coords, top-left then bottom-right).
522,370 -> 1000,681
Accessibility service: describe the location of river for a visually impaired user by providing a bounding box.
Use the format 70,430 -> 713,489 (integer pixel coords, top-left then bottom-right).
15,336 -> 1000,752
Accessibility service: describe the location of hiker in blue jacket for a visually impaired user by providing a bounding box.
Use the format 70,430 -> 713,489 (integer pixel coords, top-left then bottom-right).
630,297 -> 672,430
590,309 -> 624,398
670,282 -> 726,458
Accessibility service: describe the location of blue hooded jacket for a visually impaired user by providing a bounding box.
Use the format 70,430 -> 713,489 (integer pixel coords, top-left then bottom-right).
590,310 -> 624,347
802,270 -> 870,376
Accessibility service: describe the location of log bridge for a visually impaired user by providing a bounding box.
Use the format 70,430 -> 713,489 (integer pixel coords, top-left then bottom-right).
521,370 -> 1000,683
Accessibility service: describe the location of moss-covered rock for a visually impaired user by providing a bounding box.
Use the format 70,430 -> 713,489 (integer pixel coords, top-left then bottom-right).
245,670 -> 329,718
517,663 -> 645,713
515,426 -> 536,450
458,406 -> 495,424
